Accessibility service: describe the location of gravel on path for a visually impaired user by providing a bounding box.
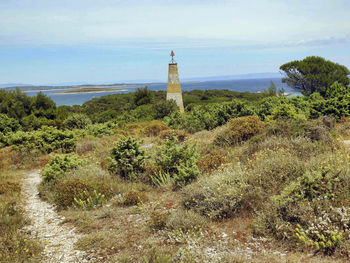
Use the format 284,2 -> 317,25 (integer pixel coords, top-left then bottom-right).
22,171 -> 88,263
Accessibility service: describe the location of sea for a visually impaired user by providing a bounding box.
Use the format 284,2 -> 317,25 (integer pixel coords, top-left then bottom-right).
23,78 -> 300,106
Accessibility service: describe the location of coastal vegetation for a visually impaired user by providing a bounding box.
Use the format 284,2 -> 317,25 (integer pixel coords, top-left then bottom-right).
1,56 -> 350,262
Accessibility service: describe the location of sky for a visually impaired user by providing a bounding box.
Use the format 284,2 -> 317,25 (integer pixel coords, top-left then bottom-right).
0,0 -> 350,85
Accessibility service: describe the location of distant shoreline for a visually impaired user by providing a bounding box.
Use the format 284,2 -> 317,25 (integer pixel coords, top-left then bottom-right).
52,88 -> 126,95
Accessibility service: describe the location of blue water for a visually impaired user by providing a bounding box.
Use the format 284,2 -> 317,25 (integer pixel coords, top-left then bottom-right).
24,78 -> 299,106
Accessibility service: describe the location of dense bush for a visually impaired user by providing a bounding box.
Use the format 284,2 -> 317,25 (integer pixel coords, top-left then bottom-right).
41,153 -> 85,182
325,81 -> 350,99
54,178 -> 113,209
64,113 -> 92,130
118,104 -> 157,122
108,136 -> 146,179
155,139 -> 200,186
214,116 -> 265,146
85,122 -> 116,137
4,126 -> 77,153
269,103 -> 302,120
309,94 -> 350,120
0,114 -> 20,134
165,100 -> 256,133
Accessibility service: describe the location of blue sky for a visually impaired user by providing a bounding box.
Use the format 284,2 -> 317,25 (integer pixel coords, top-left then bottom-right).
0,0 -> 349,85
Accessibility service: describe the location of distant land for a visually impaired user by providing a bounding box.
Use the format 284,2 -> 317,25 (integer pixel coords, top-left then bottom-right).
2,83 -> 163,92
0,72 -> 282,91
0,83 -> 33,89
53,87 -> 125,94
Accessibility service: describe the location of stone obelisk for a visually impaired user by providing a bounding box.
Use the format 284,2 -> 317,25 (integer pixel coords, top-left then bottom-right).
167,51 -> 184,113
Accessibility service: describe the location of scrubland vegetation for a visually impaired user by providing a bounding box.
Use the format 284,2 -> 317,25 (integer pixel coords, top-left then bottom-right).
1,56 -> 350,262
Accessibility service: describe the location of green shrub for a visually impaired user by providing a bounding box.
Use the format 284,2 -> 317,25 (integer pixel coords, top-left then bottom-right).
155,139 -> 200,186
269,103 -> 301,120
182,167 -> 248,220
41,153 -> 85,182
64,113 -> 92,130
21,114 -> 59,131
257,96 -> 283,120
54,178 -> 112,210
309,93 -> 350,120
108,136 -> 146,179
85,121 -> 116,137
165,100 -> 255,133
0,114 -> 20,135
118,104 -> 157,122
214,116 -> 265,146
5,126 -> 77,153
325,81 -> 350,99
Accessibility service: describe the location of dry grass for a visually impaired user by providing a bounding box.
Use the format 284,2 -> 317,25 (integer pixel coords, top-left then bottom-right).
0,169 -> 42,262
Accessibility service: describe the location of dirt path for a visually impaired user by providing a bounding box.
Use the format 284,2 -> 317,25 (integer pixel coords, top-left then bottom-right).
22,171 -> 88,263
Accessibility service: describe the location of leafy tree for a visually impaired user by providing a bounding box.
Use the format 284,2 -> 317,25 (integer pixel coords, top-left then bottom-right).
31,92 -> 57,119
280,56 -> 350,96
0,89 -> 32,119
154,99 -> 178,119
134,86 -> 153,106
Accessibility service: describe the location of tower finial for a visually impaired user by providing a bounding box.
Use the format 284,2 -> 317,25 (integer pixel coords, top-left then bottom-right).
170,50 -> 175,63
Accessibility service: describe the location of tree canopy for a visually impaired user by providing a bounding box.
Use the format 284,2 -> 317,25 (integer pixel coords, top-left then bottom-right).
280,56 -> 350,97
